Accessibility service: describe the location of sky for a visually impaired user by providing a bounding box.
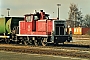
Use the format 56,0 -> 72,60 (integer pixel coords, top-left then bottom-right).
0,0 -> 90,19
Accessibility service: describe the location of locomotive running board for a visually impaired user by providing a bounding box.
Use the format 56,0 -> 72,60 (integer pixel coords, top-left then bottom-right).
16,34 -> 49,37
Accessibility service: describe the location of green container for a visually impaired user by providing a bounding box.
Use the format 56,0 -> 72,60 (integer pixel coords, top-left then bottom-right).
0,18 -> 6,34
0,17 -> 24,34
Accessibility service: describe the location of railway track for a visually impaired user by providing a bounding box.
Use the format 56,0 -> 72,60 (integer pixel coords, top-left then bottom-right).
0,44 -> 90,59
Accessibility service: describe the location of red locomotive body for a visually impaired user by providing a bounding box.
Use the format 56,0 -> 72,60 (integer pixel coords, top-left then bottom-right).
20,19 -> 53,35
16,10 -> 72,46
19,10 -> 53,35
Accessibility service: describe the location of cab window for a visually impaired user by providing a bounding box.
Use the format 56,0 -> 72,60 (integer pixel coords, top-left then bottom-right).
45,16 -> 49,19
34,16 -> 39,20
26,16 -> 31,22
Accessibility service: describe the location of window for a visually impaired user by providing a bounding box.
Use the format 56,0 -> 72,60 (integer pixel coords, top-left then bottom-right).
26,16 -> 31,22
34,16 -> 39,20
45,16 -> 49,19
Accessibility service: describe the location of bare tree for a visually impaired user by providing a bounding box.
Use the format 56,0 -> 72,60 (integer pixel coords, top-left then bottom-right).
83,14 -> 90,27
67,3 -> 83,27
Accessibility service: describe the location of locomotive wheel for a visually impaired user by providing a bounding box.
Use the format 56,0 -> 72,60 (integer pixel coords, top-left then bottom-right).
5,39 -> 10,44
23,38 -> 31,45
67,40 -> 70,42
27,37 -> 33,45
41,38 -> 47,46
31,40 -> 34,45
22,38 -> 29,45
28,40 -> 33,45
22,37 -> 33,45
34,40 -> 39,46
23,40 -> 28,45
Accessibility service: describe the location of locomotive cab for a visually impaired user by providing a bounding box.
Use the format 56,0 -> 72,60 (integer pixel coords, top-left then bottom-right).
24,10 -> 49,22
24,10 -> 50,32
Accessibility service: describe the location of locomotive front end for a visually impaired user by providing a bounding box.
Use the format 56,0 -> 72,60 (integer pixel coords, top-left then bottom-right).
51,20 -> 72,44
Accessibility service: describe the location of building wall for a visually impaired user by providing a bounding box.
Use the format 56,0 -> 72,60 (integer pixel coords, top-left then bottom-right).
69,27 -> 90,35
